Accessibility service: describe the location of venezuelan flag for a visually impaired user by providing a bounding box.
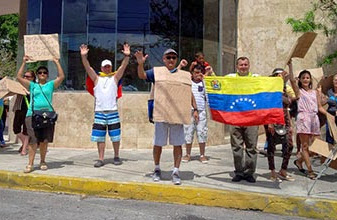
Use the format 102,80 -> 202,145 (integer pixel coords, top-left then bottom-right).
205,76 -> 285,126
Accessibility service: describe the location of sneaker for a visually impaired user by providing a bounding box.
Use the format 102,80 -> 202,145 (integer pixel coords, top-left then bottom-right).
245,175 -> 256,183
182,155 -> 191,163
172,172 -> 181,185
231,175 -> 243,182
199,155 -> 208,164
0,141 -> 6,148
113,157 -> 122,165
94,160 -> 104,168
152,169 -> 161,182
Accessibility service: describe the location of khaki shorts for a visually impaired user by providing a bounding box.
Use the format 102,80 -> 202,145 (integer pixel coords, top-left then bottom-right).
25,117 -> 55,144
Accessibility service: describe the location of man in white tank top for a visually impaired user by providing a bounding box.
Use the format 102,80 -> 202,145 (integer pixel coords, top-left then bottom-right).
80,43 -> 130,168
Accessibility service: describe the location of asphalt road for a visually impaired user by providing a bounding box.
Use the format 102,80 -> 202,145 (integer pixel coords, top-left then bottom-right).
0,188 -> 312,220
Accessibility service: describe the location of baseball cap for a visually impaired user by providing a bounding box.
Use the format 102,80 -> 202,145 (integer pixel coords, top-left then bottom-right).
101,59 -> 112,67
163,49 -> 178,56
271,68 -> 284,76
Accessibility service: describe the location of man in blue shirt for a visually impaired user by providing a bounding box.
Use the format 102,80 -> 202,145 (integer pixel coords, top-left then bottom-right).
135,49 -> 197,185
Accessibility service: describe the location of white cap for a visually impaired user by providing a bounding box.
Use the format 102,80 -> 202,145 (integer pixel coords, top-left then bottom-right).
163,49 -> 178,56
101,59 -> 112,67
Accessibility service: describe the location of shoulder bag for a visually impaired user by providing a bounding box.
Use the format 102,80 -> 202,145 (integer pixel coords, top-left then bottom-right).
31,84 -> 58,129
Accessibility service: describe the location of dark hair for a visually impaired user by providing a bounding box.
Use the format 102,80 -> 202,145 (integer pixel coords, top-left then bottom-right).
298,70 -> 312,89
236,56 -> 249,65
192,64 -> 205,74
194,51 -> 204,59
25,70 -> 36,81
36,66 -> 49,74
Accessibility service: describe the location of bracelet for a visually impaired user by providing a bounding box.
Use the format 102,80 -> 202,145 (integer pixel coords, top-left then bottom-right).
193,109 -> 198,112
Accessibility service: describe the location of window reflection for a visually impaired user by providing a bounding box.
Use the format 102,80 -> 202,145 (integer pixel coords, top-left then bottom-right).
41,0 -> 62,34
25,0 -> 230,91
27,0 -> 41,34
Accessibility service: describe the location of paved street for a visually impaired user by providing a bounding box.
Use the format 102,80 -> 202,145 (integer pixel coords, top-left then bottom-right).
0,188 -> 312,220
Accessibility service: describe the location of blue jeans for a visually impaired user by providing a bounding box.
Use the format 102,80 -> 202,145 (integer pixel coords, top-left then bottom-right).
0,119 -> 4,143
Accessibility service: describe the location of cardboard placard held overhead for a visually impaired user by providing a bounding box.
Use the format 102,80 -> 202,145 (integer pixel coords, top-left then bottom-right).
285,32 -> 317,65
0,77 -> 27,99
24,34 -> 60,62
295,67 -> 324,89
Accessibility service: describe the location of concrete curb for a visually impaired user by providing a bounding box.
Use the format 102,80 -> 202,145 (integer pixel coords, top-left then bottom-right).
0,170 -> 336,219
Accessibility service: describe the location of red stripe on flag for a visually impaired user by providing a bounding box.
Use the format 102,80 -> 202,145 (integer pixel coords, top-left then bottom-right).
210,108 -> 285,126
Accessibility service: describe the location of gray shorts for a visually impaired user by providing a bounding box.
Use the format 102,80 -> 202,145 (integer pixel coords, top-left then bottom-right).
184,110 -> 208,144
153,122 -> 185,146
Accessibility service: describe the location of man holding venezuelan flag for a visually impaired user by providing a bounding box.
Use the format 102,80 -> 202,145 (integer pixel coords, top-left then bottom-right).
226,57 -> 259,183
80,43 -> 130,168
205,56 -> 284,183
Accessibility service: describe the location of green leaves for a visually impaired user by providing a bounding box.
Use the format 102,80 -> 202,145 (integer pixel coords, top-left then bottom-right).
0,14 -> 19,58
286,0 -> 337,67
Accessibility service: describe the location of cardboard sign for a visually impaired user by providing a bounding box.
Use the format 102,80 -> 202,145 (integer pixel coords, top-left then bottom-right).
285,32 -> 317,65
0,77 -> 27,99
295,67 -> 324,89
319,74 -> 334,95
153,67 -> 192,124
310,113 -> 337,170
24,34 -> 60,62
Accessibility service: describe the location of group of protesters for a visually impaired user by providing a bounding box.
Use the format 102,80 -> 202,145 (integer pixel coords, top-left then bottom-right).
11,42 -> 333,185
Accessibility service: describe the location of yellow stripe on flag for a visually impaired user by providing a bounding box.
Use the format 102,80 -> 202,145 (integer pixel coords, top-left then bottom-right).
204,76 -> 283,95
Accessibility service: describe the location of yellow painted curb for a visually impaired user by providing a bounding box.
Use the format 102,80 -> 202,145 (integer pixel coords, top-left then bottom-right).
0,170 -> 336,219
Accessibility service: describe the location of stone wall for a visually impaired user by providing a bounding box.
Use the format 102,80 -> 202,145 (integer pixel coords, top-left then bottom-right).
8,92 -> 228,149
237,0 -> 336,76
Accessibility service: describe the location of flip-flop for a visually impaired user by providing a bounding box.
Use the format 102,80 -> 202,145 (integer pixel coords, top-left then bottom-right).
293,160 -> 306,174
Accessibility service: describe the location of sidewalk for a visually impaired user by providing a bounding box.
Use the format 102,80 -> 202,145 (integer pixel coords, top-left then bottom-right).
0,142 -> 336,219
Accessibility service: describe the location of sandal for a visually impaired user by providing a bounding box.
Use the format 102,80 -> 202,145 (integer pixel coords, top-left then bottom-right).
18,146 -> 23,153
40,162 -> 48,171
277,173 -> 295,181
24,165 -> 34,173
270,176 -> 282,183
307,171 -> 317,180
20,151 -> 28,156
293,160 -> 306,174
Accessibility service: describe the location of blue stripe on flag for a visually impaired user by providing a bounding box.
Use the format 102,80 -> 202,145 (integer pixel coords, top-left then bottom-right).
208,92 -> 282,112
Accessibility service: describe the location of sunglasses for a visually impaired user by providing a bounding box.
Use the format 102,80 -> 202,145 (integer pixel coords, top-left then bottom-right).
37,71 -> 48,75
165,56 -> 177,60
24,75 -> 33,78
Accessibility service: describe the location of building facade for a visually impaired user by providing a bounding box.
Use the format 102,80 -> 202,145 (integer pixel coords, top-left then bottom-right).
9,0 -> 238,148
19,0 -> 238,91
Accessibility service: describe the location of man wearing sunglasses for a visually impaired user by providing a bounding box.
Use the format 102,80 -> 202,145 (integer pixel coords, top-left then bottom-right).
135,49 -> 198,185
80,43 -> 130,168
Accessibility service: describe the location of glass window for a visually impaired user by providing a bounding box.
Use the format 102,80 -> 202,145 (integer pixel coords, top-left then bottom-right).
25,0 -> 231,90
61,0 -> 88,90
180,0 -> 204,70
148,0 -> 179,67
41,0 -> 62,34
27,0 -> 41,34
63,0 -> 87,34
117,0 -> 150,91
87,0 -> 117,73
